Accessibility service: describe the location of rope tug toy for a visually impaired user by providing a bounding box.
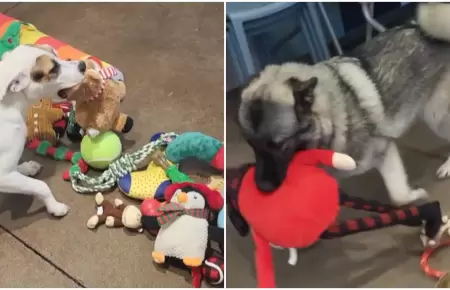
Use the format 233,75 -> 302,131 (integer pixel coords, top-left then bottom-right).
70,132 -> 178,193
226,149 -> 450,288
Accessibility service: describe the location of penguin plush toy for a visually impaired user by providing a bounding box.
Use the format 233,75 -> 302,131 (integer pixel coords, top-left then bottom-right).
149,182 -> 223,268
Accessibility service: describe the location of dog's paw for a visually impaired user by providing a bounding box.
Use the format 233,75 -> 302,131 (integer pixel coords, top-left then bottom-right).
87,128 -> 100,138
420,215 -> 450,248
392,188 -> 429,206
410,188 -> 429,201
437,158 -> 450,179
46,201 -> 69,217
18,161 -> 43,177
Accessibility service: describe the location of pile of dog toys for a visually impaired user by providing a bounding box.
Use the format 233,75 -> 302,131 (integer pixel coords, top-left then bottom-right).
81,131 -> 225,288
8,18 -> 223,288
30,100 -> 225,288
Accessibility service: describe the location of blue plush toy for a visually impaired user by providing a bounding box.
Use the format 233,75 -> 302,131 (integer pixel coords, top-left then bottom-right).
150,132 -> 166,142
218,208 -> 224,229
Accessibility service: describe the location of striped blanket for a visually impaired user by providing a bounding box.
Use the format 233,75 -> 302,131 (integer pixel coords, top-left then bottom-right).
0,13 -> 117,71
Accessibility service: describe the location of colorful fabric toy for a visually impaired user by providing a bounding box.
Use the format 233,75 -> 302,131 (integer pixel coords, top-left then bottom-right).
166,132 -> 224,171
226,149 -> 450,288
0,20 -> 21,59
151,182 -> 223,268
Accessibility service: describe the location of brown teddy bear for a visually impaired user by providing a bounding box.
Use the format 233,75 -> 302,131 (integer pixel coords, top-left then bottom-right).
87,192 -> 143,232
60,59 -> 133,138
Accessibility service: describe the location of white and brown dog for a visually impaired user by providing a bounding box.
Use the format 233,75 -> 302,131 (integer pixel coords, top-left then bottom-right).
0,44 -> 86,217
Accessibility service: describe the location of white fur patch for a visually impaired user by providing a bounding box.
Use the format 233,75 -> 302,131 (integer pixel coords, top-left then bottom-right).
418,3 -> 450,42
333,62 -> 385,125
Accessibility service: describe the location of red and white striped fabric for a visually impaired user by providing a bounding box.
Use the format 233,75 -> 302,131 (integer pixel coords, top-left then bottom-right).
98,67 -> 119,80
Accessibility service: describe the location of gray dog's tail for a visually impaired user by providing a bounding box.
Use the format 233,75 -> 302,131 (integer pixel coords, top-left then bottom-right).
417,3 -> 450,42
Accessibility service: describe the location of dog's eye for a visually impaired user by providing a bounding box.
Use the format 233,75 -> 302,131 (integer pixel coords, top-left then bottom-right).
49,60 -> 60,75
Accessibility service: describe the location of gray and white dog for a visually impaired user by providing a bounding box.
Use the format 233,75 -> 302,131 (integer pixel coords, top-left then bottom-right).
238,3 -> 450,205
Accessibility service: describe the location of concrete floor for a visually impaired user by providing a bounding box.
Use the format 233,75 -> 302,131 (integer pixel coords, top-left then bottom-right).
0,3 -> 223,288
226,94 -> 450,288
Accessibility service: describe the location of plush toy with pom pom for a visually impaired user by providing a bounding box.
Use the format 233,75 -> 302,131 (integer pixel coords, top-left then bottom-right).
227,149 -> 450,288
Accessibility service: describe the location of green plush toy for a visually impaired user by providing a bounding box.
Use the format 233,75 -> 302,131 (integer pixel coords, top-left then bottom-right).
81,131 -> 122,170
165,132 -> 222,164
0,21 -> 21,60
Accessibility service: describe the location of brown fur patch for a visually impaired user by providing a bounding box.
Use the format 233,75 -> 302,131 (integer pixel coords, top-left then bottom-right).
31,55 -> 60,82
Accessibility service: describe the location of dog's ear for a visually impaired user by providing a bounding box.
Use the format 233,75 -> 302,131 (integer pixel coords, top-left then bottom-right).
9,72 -> 30,93
0,64 -> 31,101
286,76 -> 317,113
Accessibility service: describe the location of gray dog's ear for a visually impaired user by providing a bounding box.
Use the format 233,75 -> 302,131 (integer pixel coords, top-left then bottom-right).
286,76 -> 317,112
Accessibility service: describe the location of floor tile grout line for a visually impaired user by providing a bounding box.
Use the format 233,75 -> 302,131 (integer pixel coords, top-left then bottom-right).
0,224 -> 86,288
3,3 -> 21,14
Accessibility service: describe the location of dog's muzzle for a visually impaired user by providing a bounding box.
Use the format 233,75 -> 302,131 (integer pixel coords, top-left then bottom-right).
247,139 -> 294,193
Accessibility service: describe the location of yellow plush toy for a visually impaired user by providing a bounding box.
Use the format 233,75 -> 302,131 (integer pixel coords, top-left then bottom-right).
118,152 -> 172,200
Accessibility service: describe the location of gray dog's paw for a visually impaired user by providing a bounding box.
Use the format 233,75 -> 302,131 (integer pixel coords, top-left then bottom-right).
437,158 -> 450,179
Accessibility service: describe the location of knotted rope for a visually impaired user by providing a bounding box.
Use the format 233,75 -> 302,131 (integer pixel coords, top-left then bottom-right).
70,132 -> 178,193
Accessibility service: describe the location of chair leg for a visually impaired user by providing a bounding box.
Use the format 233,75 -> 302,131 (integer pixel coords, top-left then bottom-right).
230,21 -> 257,80
299,15 -> 319,63
226,32 -> 247,86
361,2 -> 386,36
306,2 -> 330,61
317,2 -> 343,56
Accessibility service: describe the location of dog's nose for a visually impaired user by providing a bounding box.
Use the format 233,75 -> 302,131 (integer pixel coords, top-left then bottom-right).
78,61 -> 86,73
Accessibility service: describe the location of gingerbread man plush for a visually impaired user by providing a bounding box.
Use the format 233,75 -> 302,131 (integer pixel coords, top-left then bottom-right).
26,98 -> 64,145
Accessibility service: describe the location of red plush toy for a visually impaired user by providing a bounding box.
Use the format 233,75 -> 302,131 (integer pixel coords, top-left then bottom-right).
228,149 -> 450,288
240,149 -> 355,287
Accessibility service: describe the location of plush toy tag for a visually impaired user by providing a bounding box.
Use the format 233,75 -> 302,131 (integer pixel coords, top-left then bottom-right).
97,206 -> 104,215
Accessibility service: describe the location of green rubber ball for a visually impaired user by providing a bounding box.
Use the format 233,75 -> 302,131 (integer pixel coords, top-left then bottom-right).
80,131 -> 122,170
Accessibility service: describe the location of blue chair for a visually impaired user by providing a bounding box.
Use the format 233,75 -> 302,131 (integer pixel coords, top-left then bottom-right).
227,2 -> 331,84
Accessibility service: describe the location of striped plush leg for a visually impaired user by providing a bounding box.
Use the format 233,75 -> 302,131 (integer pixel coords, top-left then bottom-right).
339,190 -> 398,213
27,139 -> 73,161
26,139 -> 88,181
320,206 -> 422,239
339,190 -> 423,227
